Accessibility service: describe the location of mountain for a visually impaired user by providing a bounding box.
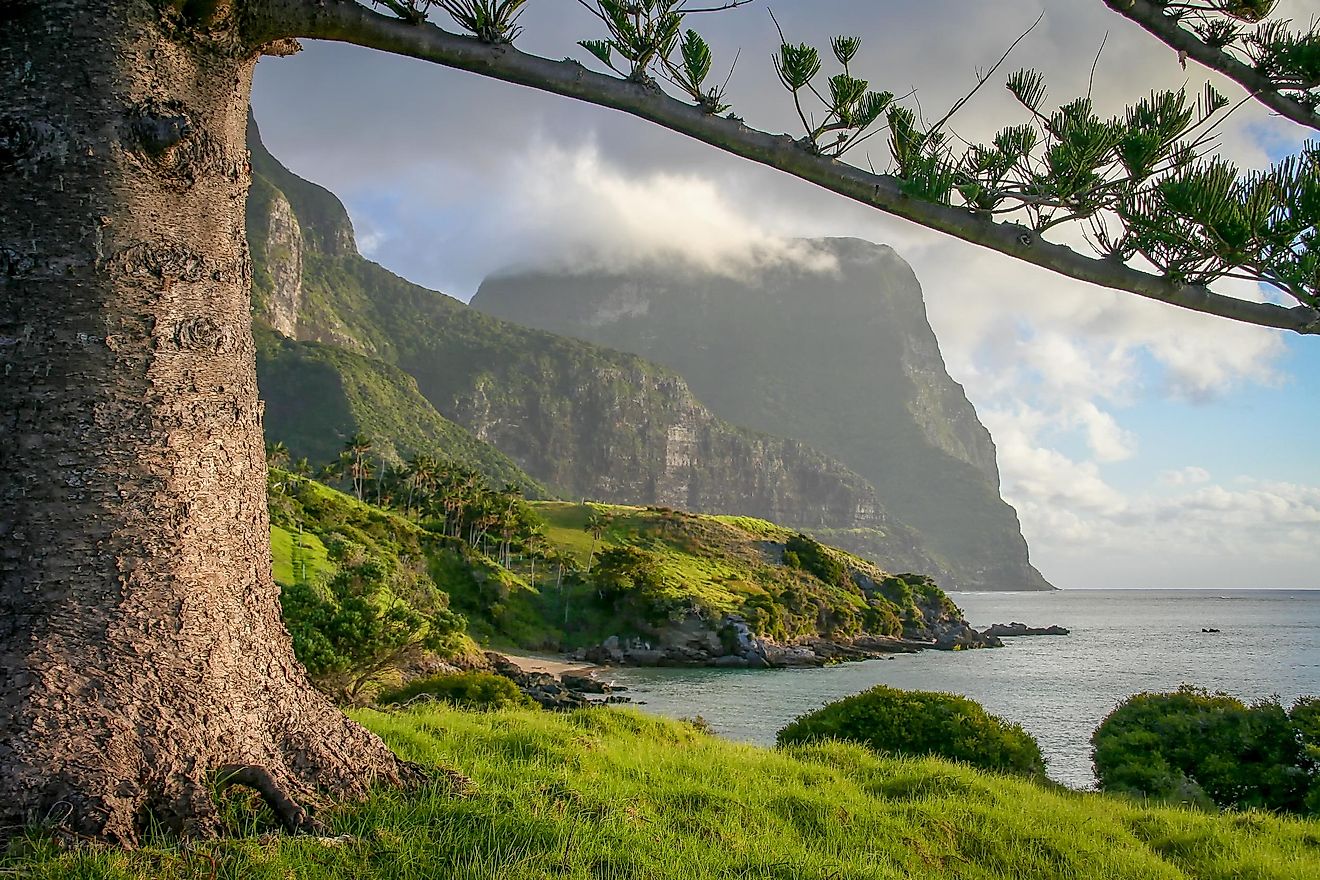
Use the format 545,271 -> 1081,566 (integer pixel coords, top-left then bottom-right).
245,115 -> 1044,590
246,163 -> 540,491
472,244 -> 1051,591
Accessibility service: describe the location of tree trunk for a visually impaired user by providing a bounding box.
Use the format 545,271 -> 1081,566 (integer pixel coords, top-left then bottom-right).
0,0 -> 412,845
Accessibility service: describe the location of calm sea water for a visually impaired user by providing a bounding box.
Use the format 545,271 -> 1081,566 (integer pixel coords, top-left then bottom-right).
603,590 -> 1320,788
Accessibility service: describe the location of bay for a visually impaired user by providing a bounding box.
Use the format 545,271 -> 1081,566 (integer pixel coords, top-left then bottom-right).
602,589 -> 1320,788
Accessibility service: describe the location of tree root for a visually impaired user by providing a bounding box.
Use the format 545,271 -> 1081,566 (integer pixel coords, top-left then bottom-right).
212,765 -> 319,835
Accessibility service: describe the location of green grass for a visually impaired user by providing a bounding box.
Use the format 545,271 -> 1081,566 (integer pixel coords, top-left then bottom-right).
270,524 -> 334,588
534,501 -> 604,567
710,514 -> 795,540
535,500 -> 824,612
527,500 -> 933,647
11,707 -> 1320,879
535,501 -> 767,607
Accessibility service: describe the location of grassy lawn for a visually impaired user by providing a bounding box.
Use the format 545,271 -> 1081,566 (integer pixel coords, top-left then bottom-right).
533,501 -> 606,567
11,707 -> 1320,879
270,524 -> 334,588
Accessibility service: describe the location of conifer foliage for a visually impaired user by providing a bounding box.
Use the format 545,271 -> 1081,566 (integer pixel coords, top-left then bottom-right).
348,0 -> 1320,331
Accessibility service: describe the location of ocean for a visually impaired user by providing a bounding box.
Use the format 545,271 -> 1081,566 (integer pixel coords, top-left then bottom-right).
602,589 -> 1320,788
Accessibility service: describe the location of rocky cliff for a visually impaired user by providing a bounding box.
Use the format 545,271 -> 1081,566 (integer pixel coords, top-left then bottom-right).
245,118 -> 949,579
472,243 -> 1051,591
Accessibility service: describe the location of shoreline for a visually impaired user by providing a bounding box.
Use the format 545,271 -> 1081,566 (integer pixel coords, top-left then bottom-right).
498,651 -> 602,677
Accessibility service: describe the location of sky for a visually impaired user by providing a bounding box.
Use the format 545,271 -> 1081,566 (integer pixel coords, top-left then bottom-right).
251,0 -> 1320,590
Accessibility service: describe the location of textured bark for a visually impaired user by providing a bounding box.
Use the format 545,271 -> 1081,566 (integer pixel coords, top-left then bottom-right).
0,0 -> 412,846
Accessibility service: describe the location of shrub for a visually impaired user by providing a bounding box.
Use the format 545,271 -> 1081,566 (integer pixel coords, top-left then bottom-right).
784,534 -> 849,589
1091,687 -> 1316,813
1292,697 -> 1320,812
378,671 -> 534,710
280,558 -> 465,700
592,546 -> 663,600
777,686 -> 1045,777
589,546 -> 684,628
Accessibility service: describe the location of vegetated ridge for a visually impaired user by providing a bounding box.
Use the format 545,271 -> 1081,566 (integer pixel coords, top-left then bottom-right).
265,468 -> 990,685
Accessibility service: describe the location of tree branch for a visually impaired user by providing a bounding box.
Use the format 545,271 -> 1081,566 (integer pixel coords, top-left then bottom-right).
1102,0 -> 1320,132
253,0 -> 1319,335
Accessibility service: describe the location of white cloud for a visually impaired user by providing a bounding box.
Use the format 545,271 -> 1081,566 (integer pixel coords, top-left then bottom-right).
995,429 -> 1320,587
492,140 -> 842,278
1159,467 -> 1212,488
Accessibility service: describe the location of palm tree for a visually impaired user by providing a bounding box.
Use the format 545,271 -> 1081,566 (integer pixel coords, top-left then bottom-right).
265,440 -> 290,470
496,483 -> 524,568
348,457 -> 375,503
377,462 -> 407,509
404,454 -> 440,517
447,467 -> 482,541
316,461 -> 341,485
550,550 -> 577,628
342,433 -> 373,500
523,530 -> 548,586
470,500 -> 500,556
583,508 -> 607,574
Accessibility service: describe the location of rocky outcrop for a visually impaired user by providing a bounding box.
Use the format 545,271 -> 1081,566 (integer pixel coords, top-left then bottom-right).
248,186 -> 303,338
482,653 -> 628,710
473,244 -> 1053,591
246,110 -> 356,258
572,603 -> 999,669
981,622 -> 1070,638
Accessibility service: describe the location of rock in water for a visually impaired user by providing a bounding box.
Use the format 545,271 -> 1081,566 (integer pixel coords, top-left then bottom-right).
981,622 -> 1070,638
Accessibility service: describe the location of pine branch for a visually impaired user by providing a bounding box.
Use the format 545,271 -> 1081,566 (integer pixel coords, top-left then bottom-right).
251,0 -> 1320,335
1103,0 -> 1320,132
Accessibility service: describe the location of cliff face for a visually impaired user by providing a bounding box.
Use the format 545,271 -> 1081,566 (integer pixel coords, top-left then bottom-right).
246,177 -> 302,338
471,241 -> 1051,591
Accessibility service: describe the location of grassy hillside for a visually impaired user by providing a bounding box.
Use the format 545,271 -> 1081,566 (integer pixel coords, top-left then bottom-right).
266,472 -> 966,669
526,501 -> 956,650
265,472 -> 534,682
14,706 -> 1319,879
256,326 -> 544,495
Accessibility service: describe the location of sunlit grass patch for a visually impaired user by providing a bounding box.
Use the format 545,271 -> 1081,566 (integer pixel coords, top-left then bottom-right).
9,706 -> 1320,879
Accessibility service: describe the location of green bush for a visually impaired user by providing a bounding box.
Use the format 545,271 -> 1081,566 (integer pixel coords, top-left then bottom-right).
588,546 -> 685,629
1091,687 -> 1317,814
784,534 -> 849,589
378,671 -> 535,710
280,557 -> 465,700
1292,697 -> 1320,813
777,686 -> 1046,777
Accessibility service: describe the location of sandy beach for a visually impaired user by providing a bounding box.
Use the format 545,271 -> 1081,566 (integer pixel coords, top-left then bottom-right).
499,652 -> 601,677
